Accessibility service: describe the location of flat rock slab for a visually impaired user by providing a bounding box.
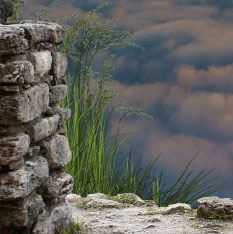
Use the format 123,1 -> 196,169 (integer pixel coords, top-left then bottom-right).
19,21 -> 64,44
66,194 -> 233,234
0,22 -> 64,55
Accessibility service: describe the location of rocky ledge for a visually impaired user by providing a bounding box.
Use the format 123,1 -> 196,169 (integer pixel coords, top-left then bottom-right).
65,193 -> 233,234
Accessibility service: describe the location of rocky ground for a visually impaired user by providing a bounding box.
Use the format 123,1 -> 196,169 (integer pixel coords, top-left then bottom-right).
65,193 -> 233,234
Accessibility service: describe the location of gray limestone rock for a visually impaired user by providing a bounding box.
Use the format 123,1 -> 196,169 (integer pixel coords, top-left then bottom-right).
0,83 -> 49,125
29,51 -> 52,77
0,156 -> 49,201
43,171 -> 73,204
27,146 -> 41,158
0,193 -> 45,228
0,84 -> 20,93
160,203 -> 191,215
46,106 -> 71,121
66,194 -> 233,234
52,52 -> 67,83
49,84 -> 68,105
0,133 -> 30,171
0,25 -> 28,55
30,115 -> 60,142
0,21 -> 72,234
0,61 -> 35,84
40,134 -> 71,169
197,196 -> 233,220
33,205 -> 73,234
19,21 -> 64,44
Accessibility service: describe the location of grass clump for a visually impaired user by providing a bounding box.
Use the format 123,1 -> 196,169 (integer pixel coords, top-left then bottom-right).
64,11 -> 216,206
152,158 -> 217,206
59,223 -> 81,234
64,12 -> 131,196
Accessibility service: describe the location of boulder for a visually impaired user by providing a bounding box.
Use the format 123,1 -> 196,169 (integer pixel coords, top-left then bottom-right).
197,196 -> 233,220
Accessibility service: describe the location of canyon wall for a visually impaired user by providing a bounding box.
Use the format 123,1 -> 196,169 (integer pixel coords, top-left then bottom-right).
0,20 -> 73,234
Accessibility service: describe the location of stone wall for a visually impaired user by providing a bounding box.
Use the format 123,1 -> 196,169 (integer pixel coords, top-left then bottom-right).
0,21 -> 73,234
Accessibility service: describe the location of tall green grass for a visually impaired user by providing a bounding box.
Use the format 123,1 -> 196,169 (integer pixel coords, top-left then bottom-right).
64,12 -> 130,196
64,12 -> 216,205
8,0 -> 23,23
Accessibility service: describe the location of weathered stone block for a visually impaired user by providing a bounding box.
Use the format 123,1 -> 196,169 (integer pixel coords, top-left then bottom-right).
19,21 -> 64,44
0,61 -> 35,84
0,156 -> 49,201
0,133 -> 30,171
46,107 -> 71,121
40,134 -> 71,169
30,115 -> 60,142
43,171 -> 73,203
0,83 -> 49,125
0,25 -> 28,55
27,146 -> 41,159
29,51 -> 52,77
49,84 -> 68,105
0,85 -> 20,93
0,193 -> 45,228
197,196 -> 233,220
53,52 -> 67,83
32,205 -> 72,234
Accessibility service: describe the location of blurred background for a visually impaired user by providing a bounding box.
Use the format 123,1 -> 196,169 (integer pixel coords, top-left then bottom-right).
24,0 -> 233,197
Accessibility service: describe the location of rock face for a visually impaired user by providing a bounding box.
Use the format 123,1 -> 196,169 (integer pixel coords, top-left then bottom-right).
0,22 -> 73,234
66,193 -> 233,234
197,196 -> 233,220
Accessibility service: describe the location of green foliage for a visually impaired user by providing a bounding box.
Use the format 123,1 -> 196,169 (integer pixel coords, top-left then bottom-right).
59,223 -> 81,234
64,11 -> 216,205
9,0 -> 23,22
113,152 -> 159,198
64,12 -> 130,196
152,158 -> 217,206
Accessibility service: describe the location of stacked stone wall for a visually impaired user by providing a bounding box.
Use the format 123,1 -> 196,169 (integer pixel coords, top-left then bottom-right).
0,21 -> 73,234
